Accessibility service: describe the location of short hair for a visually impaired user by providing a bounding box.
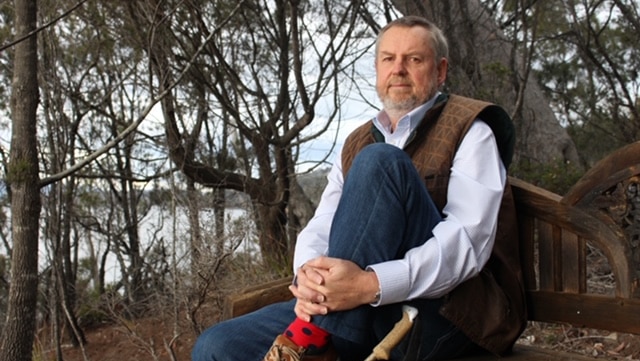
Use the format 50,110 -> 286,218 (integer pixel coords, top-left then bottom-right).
375,16 -> 449,63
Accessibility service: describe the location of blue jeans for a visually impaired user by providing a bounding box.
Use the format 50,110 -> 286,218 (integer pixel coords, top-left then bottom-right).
192,144 -> 481,361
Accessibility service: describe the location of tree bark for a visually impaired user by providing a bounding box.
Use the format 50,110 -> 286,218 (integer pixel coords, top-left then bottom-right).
0,1 -> 42,360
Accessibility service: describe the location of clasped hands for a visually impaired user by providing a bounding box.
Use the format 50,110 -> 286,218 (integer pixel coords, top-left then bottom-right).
289,256 -> 380,322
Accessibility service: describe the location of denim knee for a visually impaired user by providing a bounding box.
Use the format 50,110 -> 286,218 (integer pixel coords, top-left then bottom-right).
191,300 -> 296,361
349,143 -> 410,176
192,325 -> 225,361
355,143 -> 407,164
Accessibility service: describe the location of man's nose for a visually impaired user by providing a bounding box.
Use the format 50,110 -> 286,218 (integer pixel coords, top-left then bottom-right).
391,59 -> 408,74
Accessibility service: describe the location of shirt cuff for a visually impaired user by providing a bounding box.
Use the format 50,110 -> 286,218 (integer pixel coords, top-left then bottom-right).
367,260 -> 411,306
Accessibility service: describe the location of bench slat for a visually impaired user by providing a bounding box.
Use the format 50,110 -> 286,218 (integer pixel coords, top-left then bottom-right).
528,291 -> 640,334
561,232 -> 586,294
222,277 -> 292,320
537,220 -> 560,292
517,212 -> 538,291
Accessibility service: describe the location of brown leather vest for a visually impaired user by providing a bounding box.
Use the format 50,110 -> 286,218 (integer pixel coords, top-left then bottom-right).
341,94 -> 526,355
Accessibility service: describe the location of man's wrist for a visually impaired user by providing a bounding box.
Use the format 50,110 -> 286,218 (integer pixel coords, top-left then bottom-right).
366,268 -> 381,304
372,288 -> 381,303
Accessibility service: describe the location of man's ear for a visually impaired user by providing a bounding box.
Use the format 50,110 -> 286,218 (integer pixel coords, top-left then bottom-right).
437,58 -> 448,86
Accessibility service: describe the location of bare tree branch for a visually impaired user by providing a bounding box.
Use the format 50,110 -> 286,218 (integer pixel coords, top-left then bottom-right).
0,0 -> 90,52
39,1 -> 247,187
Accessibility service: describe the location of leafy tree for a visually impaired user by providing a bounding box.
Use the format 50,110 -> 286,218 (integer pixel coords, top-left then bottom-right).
0,0 -> 206,357
32,3 -> 173,354
391,0 -> 582,173
534,0 -> 640,166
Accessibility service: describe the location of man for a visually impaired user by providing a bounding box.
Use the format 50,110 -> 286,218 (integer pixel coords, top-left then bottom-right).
192,16 -> 527,361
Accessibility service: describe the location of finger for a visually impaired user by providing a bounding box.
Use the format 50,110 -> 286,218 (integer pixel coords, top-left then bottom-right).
294,301 -> 312,322
300,264 -> 325,286
296,299 -> 328,318
289,285 -> 326,304
307,268 -> 326,285
293,270 -> 326,299
305,256 -> 340,271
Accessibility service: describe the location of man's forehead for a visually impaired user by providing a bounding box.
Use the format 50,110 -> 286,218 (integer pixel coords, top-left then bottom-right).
377,27 -> 432,54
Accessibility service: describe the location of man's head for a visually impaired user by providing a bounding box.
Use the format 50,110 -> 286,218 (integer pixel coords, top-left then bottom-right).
375,16 -> 449,121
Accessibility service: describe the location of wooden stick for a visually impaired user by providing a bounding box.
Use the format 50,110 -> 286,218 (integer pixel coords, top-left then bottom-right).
364,306 -> 418,361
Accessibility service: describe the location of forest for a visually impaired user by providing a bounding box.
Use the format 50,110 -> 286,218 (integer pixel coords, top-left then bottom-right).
0,0 -> 639,360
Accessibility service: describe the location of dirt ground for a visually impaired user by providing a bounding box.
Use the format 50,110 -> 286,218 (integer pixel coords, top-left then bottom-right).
40,316 -> 197,361
45,316 -> 640,361
45,248 -> 640,361
519,322 -> 640,360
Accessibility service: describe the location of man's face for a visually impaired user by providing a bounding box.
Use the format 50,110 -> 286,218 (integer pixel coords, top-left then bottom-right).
375,26 -> 447,115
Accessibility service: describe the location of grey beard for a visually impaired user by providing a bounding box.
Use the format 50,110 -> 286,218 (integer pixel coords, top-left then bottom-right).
381,96 -> 421,114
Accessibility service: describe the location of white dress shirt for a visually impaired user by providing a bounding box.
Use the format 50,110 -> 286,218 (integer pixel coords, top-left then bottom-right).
293,94 -> 507,306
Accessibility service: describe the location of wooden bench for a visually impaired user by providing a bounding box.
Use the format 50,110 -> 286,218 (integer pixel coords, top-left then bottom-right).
222,141 -> 640,360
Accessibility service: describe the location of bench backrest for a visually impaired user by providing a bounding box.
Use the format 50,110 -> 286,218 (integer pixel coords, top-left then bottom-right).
510,140 -> 640,334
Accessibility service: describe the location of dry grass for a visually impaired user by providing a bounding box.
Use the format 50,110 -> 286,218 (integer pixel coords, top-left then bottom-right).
44,240 -> 640,361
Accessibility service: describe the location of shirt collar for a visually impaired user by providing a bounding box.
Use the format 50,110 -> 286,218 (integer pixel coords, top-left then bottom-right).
373,92 -> 442,134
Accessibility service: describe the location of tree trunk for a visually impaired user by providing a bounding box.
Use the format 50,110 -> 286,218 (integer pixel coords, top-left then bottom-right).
392,0 -> 581,168
287,176 -> 316,257
0,1 -> 41,360
186,179 -> 203,270
253,199 -> 290,269
60,184 -> 85,346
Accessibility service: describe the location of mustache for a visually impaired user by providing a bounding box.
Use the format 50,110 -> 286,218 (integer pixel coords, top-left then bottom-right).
387,76 -> 412,86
